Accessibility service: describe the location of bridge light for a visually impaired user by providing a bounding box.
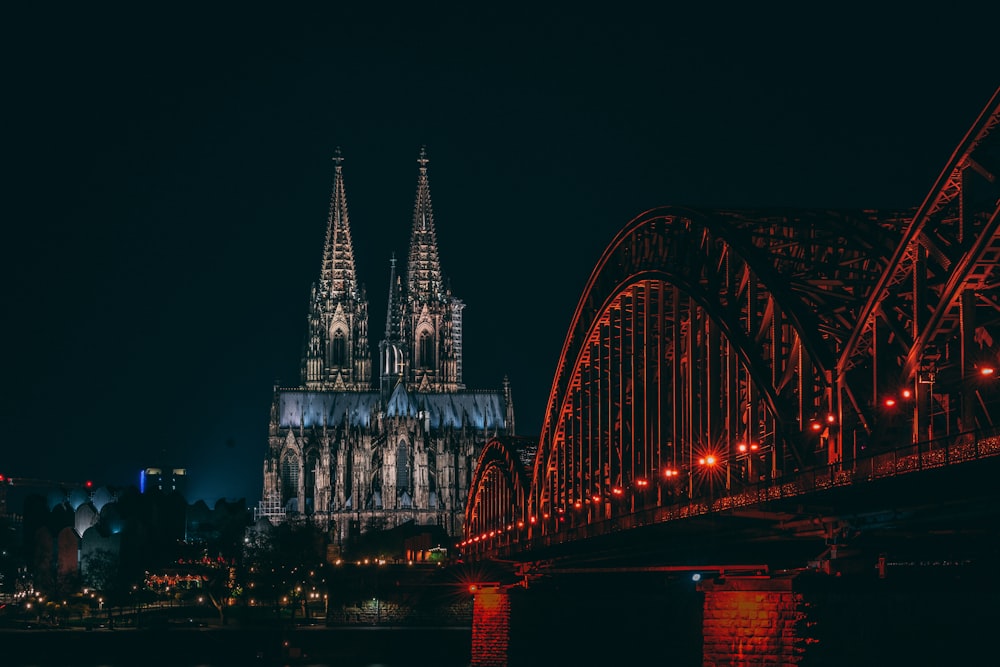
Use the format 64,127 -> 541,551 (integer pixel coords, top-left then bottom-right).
612,487 -> 623,495
592,494 -> 601,502
901,388 -> 913,399
574,501 -> 582,509
692,573 -> 702,582
810,421 -> 823,432
826,414 -> 836,424
750,443 -> 759,452
636,479 -> 648,487
517,521 -> 525,528
738,443 -> 747,453
529,516 -> 536,524
981,366 -> 995,377
884,397 -> 897,408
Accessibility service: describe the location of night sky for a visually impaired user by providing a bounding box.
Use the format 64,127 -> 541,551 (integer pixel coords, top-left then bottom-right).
3,5 -> 998,505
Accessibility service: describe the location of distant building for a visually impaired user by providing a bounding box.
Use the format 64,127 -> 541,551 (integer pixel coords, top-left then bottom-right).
258,148 -> 514,541
140,467 -> 188,496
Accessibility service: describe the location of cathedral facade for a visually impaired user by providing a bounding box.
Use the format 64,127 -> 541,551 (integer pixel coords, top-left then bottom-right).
257,149 -> 514,541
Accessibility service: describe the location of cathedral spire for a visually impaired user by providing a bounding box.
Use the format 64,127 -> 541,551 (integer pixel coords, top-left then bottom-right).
319,147 -> 358,300
379,254 -> 405,397
406,146 -> 444,304
302,148 -> 371,391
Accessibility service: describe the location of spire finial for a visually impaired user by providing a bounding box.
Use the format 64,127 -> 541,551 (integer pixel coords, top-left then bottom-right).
417,146 -> 429,169
332,146 -> 344,167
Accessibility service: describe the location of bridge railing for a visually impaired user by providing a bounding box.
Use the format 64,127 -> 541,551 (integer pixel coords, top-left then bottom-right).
463,426 -> 1000,559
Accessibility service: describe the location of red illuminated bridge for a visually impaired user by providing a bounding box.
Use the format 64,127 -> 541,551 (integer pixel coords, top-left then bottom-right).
462,86 -> 1000,577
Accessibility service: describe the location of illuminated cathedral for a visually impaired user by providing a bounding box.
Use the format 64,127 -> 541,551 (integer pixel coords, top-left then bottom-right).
257,148 -> 514,541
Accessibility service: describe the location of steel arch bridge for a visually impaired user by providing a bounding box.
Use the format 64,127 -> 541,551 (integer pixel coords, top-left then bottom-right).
463,86 -> 1000,558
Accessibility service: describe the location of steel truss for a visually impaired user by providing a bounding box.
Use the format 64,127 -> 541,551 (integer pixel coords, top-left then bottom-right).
464,86 -> 1000,546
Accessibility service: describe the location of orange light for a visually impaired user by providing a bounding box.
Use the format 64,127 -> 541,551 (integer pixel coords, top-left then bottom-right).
529,516 -> 536,524
517,521 -> 524,528
738,443 -> 747,453
636,479 -> 648,487
750,443 -> 759,451
698,457 -> 706,465
612,487 -> 623,495
884,397 -> 897,407
902,388 -> 913,399
705,455 -> 716,466
810,421 -> 823,432
981,367 -> 995,376
592,494 -> 601,502
826,414 -> 836,424
574,501 -> 582,509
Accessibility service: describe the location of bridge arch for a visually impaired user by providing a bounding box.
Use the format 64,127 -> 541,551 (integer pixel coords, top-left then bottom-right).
464,437 -> 531,544
462,86 -> 1000,552
527,206 -> 900,532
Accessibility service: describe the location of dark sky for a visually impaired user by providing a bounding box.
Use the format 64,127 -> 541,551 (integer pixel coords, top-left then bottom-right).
3,5 -> 998,505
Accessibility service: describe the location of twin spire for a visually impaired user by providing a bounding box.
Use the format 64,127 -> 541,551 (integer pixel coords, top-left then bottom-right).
319,146 -> 444,308
309,146 -> 458,393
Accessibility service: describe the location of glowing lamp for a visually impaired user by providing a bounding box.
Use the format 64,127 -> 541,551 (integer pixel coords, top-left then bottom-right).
884,397 -> 896,407
981,367 -> 995,377
810,421 -> 822,432
902,388 -> 913,399
826,414 -> 836,424
738,443 -> 747,453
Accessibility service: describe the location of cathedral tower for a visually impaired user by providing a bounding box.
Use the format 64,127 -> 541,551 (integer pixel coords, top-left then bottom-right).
380,147 -> 465,393
302,149 -> 371,391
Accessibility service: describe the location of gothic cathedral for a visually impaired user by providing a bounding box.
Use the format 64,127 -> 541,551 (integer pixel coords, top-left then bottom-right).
258,149 -> 514,541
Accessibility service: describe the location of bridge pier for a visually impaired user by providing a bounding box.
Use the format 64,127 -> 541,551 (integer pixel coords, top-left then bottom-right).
698,575 -> 806,666
469,565 -> 996,665
470,584 -> 512,667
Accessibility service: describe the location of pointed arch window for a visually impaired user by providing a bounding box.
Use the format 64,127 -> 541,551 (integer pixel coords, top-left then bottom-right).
280,452 -> 300,507
418,330 -> 434,369
427,449 -> 437,508
396,439 -> 411,496
304,450 -> 319,515
330,329 -> 347,367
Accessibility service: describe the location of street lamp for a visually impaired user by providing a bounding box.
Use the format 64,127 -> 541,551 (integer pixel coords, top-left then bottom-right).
698,455 -> 717,506
737,442 -> 759,483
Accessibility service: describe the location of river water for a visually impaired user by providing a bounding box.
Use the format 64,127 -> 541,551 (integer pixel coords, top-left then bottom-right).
3,625 -> 472,666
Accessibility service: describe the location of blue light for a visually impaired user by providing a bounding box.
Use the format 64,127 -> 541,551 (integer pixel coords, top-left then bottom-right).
139,470 -> 146,494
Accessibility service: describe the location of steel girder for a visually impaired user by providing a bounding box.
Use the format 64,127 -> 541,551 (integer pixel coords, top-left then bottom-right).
463,86 -> 1000,547
524,207 -> 905,536
838,87 -> 1000,442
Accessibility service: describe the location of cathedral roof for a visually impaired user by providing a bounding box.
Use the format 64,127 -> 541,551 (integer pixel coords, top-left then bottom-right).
276,387 -> 507,431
